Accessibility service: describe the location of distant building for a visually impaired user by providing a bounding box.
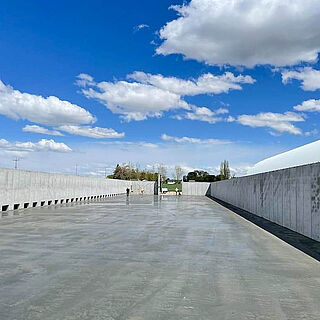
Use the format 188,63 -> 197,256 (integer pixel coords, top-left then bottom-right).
247,140 -> 320,175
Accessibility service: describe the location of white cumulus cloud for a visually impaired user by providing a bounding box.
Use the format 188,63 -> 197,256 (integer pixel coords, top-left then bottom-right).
237,112 -> 304,135
75,73 -> 96,87
78,75 -> 189,121
175,106 -> 229,123
133,24 -> 150,32
282,67 -> 320,91
23,125 -> 63,136
305,129 -> 319,137
58,125 -> 125,139
0,138 -> 72,153
0,80 -> 95,126
157,0 -> 320,67
161,133 -> 230,144
100,141 -> 158,148
128,71 -> 255,96
294,99 -> 320,112
77,72 -> 253,121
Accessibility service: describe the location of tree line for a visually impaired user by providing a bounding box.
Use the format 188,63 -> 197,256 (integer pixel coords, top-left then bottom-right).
107,160 -> 231,182
107,164 -> 158,181
183,161 -> 231,182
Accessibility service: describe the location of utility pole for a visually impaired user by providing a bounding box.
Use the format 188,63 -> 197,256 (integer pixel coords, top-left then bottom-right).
13,158 -> 20,170
158,174 -> 162,195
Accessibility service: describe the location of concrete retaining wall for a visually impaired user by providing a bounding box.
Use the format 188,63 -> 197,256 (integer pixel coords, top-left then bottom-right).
0,168 -> 155,212
210,163 -> 320,241
182,182 -> 211,196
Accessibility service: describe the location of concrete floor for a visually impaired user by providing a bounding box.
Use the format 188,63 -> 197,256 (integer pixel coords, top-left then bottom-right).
0,195 -> 319,320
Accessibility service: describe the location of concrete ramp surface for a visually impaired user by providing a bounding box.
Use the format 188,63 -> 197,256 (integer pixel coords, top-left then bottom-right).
0,196 -> 319,320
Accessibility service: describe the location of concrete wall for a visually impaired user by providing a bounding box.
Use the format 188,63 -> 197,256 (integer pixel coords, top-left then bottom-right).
0,168 -> 155,212
182,182 -> 211,196
210,163 -> 320,242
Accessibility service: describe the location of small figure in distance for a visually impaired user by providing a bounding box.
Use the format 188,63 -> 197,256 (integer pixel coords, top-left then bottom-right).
175,187 -> 179,195
126,187 -> 130,197
140,187 -> 144,195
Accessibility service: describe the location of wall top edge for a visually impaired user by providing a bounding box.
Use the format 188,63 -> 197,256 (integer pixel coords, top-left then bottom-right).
182,182 -> 211,184
0,167 -> 107,179
212,161 -> 320,184
0,167 -> 155,183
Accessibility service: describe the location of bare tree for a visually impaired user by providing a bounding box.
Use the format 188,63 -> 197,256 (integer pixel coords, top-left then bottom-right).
175,165 -> 183,181
157,164 -> 167,181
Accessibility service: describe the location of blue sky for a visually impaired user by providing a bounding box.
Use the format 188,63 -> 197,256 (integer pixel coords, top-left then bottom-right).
0,0 -> 320,176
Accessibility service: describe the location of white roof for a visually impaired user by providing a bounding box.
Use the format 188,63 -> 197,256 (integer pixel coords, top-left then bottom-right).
247,140 -> 320,175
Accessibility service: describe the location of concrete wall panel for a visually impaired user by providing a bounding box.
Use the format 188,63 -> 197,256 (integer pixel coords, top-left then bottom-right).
211,162 -> 320,242
311,166 -> 320,241
182,182 -> 211,196
289,167 -> 297,231
296,166 -> 304,235
0,168 -> 155,212
303,165 -> 312,238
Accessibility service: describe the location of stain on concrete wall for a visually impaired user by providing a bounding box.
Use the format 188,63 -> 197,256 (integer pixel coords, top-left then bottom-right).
211,163 -> 320,242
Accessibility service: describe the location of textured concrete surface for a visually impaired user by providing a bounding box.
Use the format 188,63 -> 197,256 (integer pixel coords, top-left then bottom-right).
211,163 -> 320,241
0,168 -> 156,211
0,196 -> 319,320
210,196 -> 320,262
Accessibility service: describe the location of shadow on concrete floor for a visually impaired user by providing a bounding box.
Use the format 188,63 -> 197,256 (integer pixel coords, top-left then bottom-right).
208,196 -> 320,262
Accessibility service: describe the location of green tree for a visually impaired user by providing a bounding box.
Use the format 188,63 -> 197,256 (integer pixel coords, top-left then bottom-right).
109,164 -> 159,181
113,164 -> 131,180
220,160 -> 230,180
186,170 -> 221,182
